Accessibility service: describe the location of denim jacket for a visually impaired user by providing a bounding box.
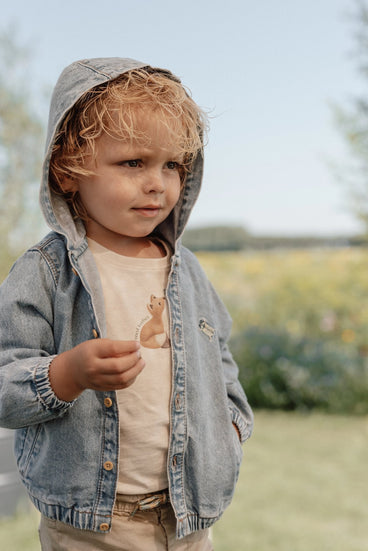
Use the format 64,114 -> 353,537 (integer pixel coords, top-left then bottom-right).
0,58 -> 253,539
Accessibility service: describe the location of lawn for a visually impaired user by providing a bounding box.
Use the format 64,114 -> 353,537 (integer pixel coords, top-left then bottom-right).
1,411 -> 366,550
213,411 -> 368,551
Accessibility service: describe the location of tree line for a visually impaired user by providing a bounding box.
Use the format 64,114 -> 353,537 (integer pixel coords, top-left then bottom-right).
182,225 -> 367,252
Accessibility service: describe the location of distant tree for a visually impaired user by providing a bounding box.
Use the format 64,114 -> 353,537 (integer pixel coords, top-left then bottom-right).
0,27 -> 44,278
182,225 -> 250,252
334,1 -> 368,234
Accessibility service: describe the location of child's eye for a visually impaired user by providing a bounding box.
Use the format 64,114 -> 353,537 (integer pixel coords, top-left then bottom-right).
166,161 -> 179,170
122,159 -> 141,168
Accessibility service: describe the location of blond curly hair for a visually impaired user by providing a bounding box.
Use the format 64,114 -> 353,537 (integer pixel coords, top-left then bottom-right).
49,67 -> 207,219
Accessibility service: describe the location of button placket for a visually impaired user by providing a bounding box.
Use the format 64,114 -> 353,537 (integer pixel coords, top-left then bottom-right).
174,393 -> 181,411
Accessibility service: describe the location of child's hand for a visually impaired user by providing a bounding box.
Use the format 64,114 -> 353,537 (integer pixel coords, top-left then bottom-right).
233,422 -> 241,441
49,339 -> 145,401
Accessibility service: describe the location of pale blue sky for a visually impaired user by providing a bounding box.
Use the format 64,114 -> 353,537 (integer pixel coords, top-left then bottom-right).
1,0 -> 365,235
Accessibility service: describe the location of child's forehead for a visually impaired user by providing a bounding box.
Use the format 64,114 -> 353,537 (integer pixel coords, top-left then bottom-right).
109,106 -> 179,131
94,118 -> 182,160
104,107 -> 185,154
128,109 -> 171,133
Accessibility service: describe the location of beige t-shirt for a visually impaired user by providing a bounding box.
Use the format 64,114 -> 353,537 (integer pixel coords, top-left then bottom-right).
88,239 -> 171,494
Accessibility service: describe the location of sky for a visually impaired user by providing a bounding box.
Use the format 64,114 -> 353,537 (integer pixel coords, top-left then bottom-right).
1,0 -> 366,236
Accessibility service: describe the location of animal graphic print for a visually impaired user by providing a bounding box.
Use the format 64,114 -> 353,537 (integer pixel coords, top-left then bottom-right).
139,295 -> 170,349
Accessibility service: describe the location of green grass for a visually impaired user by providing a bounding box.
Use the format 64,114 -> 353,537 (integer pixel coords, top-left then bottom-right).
1,412 -> 367,550
213,411 -> 368,551
0,505 -> 40,550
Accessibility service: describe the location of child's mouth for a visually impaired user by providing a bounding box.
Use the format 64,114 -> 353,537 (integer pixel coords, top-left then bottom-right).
133,206 -> 161,217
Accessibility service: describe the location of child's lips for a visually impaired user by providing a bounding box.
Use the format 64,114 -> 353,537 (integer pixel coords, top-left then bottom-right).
133,205 -> 162,217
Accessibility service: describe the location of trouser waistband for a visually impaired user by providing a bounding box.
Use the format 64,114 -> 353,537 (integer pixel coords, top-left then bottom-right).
114,490 -> 170,517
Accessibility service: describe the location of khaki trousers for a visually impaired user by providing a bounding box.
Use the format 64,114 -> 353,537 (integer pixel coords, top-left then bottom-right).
39,493 -> 214,551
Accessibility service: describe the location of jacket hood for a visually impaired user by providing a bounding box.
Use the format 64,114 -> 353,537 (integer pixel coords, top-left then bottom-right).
40,57 -> 204,253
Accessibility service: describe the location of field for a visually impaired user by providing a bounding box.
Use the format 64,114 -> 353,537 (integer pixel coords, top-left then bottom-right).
213,411 -> 368,551
0,411 -> 367,550
197,248 -> 368,413
196,247 -> 368,347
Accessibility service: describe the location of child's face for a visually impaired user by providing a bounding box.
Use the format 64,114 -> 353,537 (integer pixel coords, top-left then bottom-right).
65,113 -> 182,252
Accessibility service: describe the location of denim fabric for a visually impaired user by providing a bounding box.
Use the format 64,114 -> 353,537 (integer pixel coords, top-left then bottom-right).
0,58 -> 253,539
0,233 -> 253,537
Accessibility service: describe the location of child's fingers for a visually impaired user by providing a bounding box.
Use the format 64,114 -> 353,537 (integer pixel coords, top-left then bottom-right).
92,339 -> 141,359
104,357 -> 146,390
67,339 -> 145,393
99,350 -> 144,376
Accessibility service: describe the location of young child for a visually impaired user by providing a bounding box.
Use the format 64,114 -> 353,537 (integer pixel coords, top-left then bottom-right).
0,58 -> 253,550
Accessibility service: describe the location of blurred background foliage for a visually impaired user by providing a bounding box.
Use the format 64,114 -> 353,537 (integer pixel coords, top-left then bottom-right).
185,0 -> 368,416
0,27 -> 44,280
333,0 -> 368,235
196,248 -> 368,414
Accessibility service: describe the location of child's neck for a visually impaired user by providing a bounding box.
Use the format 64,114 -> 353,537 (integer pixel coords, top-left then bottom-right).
88,235 -> 166,258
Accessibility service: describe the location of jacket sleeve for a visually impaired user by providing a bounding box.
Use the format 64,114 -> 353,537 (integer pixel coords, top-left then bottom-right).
181,246 -> 254,444
213,287 -> 254,444
221,340 -> 254,443
0,250 -> 74,429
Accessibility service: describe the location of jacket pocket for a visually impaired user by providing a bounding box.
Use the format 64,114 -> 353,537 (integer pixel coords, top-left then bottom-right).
15,424 -> 42,479
232,423 -> 243,458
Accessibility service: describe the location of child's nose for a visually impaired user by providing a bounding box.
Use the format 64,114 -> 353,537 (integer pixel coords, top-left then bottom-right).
143,169 -> 166,193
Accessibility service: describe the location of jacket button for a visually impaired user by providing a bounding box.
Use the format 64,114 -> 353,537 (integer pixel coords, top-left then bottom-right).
104,397 -> 113,408
92,329 -> 99,338
99,523 -> 109,531
104,461 -> 114,471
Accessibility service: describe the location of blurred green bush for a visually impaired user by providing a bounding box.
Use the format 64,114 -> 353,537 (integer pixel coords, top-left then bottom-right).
196,248 -> 368,414
231,327 -> 368,414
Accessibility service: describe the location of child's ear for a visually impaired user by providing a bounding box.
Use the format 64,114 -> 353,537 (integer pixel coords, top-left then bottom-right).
60,176 -> 78,193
